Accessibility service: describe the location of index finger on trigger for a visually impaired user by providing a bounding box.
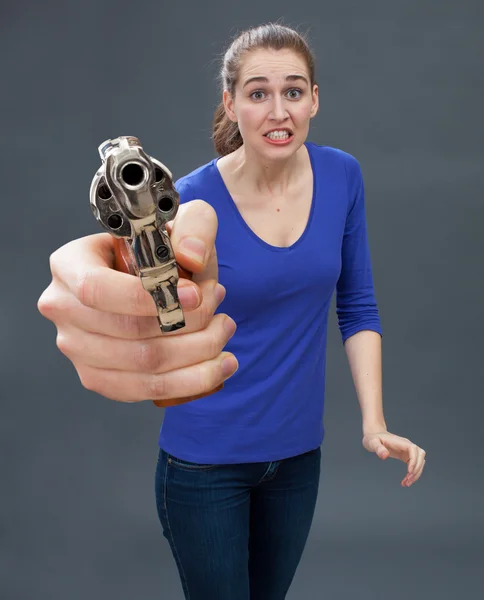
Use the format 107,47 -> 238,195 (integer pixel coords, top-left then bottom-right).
52,236 -> 200,316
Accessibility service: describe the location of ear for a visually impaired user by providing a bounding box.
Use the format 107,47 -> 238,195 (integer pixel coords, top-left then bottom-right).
310,84 -> 319,118
223,89 -> 238,124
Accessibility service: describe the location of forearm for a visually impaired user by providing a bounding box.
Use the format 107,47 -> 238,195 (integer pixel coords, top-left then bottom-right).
343,329 -> 387,435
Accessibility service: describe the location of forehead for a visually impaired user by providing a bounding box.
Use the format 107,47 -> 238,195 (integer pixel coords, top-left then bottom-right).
238,48 -> 308,82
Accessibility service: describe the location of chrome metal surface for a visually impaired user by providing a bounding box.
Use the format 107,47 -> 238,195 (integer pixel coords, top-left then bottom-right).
89,136 -> 185,333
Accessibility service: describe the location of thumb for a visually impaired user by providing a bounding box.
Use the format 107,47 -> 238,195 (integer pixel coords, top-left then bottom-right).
170,200 -> 219,279
369,439 -> 389,459
377,445 -> 390,459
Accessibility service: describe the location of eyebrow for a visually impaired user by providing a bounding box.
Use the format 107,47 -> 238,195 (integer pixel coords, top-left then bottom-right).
242,74 -> 309,88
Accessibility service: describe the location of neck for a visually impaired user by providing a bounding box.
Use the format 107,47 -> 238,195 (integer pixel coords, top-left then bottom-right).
230,142 -> 307,197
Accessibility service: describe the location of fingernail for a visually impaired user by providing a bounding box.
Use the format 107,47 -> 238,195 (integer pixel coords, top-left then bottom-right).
223,317 -> 237,340
179,237 -> 207,264
221,355 -> 238,379
177,285 -> 200,309
215,284 -> 226,305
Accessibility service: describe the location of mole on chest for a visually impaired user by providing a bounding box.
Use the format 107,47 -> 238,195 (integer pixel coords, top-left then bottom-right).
231,182 -> 313,246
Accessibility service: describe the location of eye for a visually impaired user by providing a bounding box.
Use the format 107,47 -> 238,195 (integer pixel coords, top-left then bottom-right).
250,90 -> 266,101
286,88 -> 303,100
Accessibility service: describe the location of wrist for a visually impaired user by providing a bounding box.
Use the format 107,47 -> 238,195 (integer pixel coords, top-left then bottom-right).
362,421 -> 388,436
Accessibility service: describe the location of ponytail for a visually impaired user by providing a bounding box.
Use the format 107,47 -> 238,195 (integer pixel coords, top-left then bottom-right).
212,101 -> 243,157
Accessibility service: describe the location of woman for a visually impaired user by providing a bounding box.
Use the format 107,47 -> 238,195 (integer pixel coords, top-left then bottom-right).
38,22 -> 426,600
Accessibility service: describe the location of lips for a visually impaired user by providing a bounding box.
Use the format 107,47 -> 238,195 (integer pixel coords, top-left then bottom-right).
263,128 -> 294,136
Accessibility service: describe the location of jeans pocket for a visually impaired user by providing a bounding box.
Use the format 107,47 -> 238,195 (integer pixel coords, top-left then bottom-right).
166,452 -> 218,471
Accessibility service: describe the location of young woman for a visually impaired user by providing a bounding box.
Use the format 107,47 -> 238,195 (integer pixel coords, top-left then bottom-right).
38,22 -> 426,600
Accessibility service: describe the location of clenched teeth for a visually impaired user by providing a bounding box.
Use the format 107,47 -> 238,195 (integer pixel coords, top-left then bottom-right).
265,130 -> 291,140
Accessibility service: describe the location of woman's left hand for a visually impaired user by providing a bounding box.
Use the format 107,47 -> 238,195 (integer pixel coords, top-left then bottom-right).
362,431 -> 427,487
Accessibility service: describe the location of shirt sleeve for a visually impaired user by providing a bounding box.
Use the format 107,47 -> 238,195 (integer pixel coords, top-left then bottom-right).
336,159 -> 383,344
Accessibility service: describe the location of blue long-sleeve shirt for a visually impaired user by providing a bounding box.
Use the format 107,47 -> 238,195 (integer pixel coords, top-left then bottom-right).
158,142 -> 382,463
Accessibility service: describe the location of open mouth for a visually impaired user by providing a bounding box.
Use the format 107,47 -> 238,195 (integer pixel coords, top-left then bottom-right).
263,129 -> 294,142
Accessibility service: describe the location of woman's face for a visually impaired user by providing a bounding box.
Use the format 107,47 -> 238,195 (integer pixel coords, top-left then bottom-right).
223,48 -> 319,159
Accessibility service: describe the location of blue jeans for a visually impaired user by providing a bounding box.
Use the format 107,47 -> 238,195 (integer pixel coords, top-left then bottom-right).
154,446 -> 321,600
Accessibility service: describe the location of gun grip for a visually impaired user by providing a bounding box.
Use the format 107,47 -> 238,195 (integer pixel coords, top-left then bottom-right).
112,238 -> 224,408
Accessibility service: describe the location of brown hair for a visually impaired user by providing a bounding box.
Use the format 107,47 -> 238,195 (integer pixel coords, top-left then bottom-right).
212,22 -> 316,157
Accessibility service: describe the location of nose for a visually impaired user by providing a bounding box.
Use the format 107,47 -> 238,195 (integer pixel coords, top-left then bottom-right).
269,95 -> 288,121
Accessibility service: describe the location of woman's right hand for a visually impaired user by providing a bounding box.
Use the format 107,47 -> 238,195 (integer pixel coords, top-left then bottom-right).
37,200 -> 238,407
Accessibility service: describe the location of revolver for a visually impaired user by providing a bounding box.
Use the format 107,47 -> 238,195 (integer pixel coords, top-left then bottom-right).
89,136 -> 223,406
89,136 -> 186,333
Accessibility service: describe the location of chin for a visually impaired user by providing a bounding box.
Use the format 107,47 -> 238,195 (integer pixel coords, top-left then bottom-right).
258,136 -> 302,158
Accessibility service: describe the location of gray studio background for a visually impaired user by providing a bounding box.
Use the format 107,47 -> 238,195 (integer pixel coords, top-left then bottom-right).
1,1 -> 482,599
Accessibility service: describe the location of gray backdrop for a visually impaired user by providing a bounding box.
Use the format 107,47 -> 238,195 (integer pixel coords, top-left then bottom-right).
1,0 -> 482,598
